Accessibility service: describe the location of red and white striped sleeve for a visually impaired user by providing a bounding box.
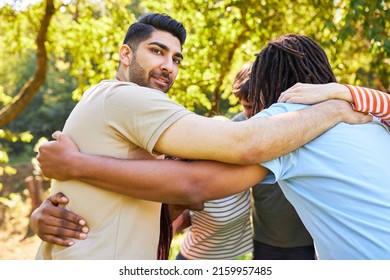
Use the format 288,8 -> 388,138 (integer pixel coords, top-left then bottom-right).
344,85 -> 390,129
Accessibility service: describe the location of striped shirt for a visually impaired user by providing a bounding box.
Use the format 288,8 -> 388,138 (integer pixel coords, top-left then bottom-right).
346,85 -> 390,128
179,189 -> 253,259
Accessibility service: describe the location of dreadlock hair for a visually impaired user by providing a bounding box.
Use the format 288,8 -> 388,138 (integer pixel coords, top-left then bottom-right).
249,34 -> 337,115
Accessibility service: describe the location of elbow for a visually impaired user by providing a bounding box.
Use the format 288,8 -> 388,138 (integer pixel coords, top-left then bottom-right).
232,124 -> 269,164
236,143 -> 268,165
180,180 -> 209,205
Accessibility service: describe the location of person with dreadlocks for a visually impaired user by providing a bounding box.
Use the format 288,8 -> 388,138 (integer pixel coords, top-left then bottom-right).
31,33 -> 389,259
245,34 -> 390,259
232,63 -> 316,260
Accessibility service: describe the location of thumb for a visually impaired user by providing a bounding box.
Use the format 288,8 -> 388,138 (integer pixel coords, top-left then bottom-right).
48,192 -> 69,206
52,130 -> 63,140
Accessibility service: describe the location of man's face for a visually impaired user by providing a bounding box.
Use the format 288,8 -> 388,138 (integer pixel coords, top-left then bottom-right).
241,99 -> 254,119
128,30 -> 183,93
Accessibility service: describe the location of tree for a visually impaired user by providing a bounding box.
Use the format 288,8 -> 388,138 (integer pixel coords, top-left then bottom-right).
0,0 -> 55,127
334,0 -> 389,92
0,0 -> 388,152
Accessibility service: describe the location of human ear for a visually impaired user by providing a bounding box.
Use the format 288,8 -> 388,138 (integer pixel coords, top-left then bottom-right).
119,44 -> 133,66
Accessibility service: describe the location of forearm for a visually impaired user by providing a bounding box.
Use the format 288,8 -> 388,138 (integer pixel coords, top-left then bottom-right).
278,82 -> 353,104
171,209 -> 191,234
70,154 -> 175,201
279,82 -> 388,127
241,99 -> 348,163
69,153 -> 265,204
154,99 -> 369,165
332,84 -> 353,102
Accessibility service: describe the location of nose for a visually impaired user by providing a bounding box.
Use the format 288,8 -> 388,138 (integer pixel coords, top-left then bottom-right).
161,58 -> 173,73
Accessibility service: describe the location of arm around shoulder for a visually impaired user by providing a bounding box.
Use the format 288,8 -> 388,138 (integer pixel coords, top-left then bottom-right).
154,100 -> 370,165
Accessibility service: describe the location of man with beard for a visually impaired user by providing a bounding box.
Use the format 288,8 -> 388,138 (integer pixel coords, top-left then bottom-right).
34,12 -> 189,260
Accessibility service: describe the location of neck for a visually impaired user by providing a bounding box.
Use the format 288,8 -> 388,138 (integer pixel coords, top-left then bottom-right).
115,71 -> 126,82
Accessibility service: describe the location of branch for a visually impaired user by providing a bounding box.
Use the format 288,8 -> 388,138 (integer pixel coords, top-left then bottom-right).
0,0 -> 56,127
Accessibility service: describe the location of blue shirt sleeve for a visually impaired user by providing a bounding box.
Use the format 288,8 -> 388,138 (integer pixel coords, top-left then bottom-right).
251,103 -> 307,184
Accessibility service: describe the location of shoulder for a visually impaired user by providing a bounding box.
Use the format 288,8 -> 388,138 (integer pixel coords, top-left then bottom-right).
232,112 -> 247,122
102,81 -> 179,107
106,80 -> 166,97
252,103 -> 308,118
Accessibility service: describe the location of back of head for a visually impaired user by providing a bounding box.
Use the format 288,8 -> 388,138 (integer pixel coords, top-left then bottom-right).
123,13 -> 187,50
232,62 -> 253,102
249,34 -> 337,113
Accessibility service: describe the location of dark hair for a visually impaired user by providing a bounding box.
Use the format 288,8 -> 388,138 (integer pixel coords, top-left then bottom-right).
232,62 -> 252,102
123,13 -> 187,51
157,203 -> 173,260
249,34 -> 337,115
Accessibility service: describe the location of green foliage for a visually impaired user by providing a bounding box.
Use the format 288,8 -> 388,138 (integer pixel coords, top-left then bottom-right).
2,55 -> 76,158
0,1 -> 388,256
0,191 -> 31,235
142,0 -> 389,115
47,0 -> 138,101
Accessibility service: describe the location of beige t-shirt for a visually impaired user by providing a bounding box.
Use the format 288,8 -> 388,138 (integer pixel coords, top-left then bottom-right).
35,80 -> 193,259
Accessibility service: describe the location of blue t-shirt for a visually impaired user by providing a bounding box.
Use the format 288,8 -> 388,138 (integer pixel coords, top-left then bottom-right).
253,103 -> 390,260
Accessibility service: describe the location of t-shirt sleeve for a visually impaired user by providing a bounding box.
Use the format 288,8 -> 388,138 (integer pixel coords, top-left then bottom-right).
251,103 -> 304,184
260,161 -> 279,184
104,84 -> 193,154
260,152 -> 299,184
345,84 -> 390,129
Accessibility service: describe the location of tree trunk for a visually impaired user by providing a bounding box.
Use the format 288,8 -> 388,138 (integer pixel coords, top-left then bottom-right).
0,0 -> 55,127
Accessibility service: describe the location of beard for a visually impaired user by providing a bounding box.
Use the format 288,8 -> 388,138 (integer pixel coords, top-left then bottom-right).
128,55 -> 172,93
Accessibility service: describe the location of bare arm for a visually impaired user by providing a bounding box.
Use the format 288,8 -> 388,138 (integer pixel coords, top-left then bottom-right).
278,83 -> 390,128
171,209 -> 191,234
37,100 -> 370,202
155,99 -> 372,164
38,133 -> 268,205
278,82 -> 353,104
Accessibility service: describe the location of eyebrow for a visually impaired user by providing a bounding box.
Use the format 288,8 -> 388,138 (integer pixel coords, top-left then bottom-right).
148,42 -> 184,60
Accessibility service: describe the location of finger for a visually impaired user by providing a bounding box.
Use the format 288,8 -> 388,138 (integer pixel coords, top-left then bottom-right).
38,223 -> 88,239
363,113 -> 373,123
278,92 -> 296,103
38,234 -> 75,247
39,202 -> 87,227
278,94 -> 295,103
278,94 -> 288,103
44,215 -> 89,233
35,215 -> 89,242
284,96 -> 303,103
41,206 -> 87,227
52,130 -> 62,140
58,206 -> 87,226
48,192 -> 69,206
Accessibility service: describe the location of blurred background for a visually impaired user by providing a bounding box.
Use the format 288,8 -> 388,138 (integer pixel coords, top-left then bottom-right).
0,0 -> 388,259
